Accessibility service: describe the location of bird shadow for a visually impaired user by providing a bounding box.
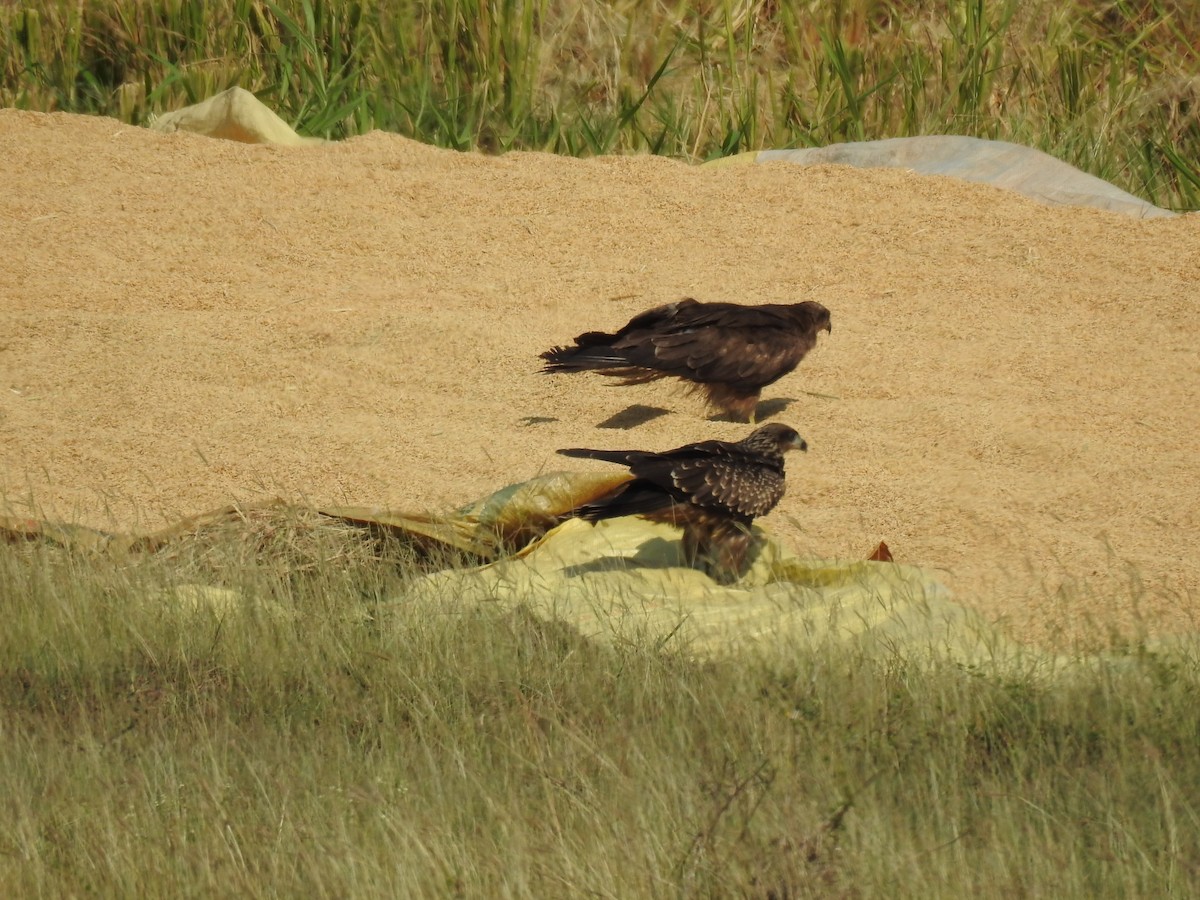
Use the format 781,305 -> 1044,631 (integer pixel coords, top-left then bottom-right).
557,534 -> 766,584
596,405 -> 672,430
706,397 -> 796,424
558,536 -> 685,578
756,397 -> 796,419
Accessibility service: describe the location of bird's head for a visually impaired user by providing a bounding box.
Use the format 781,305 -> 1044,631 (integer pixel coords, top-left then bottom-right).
790,301 -> 832,334
742,423 -> 808,455
814,303 -> 832,334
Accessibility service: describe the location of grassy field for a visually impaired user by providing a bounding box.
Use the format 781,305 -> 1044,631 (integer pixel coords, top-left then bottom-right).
2,524 -> 1199,897
2,0 -> 1198,210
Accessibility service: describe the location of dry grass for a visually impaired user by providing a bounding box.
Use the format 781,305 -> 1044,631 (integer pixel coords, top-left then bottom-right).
2,519 -> 1199,897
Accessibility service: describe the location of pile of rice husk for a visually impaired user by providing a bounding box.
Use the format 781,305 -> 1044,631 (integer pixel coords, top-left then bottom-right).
2,109 -> 1197,647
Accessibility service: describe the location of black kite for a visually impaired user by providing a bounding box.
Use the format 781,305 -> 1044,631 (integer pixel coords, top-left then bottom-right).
557,423 -> 807,583
541,299 -> 831,422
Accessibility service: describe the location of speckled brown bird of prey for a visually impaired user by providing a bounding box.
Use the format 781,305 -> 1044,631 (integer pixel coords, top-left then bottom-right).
557,423 -> 807,583
541,299 -> 831,422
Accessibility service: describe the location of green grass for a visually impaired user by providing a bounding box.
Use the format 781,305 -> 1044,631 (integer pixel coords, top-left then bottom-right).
2,530 -> 1199,897
2,0 -> 1199,210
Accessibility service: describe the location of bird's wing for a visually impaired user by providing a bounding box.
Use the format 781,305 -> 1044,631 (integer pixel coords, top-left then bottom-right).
561,440 -> 787,522
566,299 -> 701,348
611,298 -> 703,336
573,479 -> 678,520
627,446 -> 785,520
603,304 -> 815,387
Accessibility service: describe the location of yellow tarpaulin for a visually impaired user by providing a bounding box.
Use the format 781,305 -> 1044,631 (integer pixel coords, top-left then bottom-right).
3,472 -> 1039,670
404,511 -> 1029,669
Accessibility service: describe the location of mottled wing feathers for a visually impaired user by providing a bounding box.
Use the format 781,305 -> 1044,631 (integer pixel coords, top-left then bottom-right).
557,425 -> 805,583
665,455 -> 786,519
559,433 -> 790,522
559,442 -> 733,516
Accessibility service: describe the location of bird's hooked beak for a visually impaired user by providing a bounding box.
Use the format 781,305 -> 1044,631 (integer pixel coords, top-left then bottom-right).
823,321 -> 832,334
791,434 -> 808,453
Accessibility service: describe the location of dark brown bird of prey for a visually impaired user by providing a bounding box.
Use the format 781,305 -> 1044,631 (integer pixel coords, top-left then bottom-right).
540,299 -> 831,422
557,423 -> 807,583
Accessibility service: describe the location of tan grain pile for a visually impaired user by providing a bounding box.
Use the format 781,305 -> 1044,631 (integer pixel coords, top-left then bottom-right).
2,110 -> 1197,646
